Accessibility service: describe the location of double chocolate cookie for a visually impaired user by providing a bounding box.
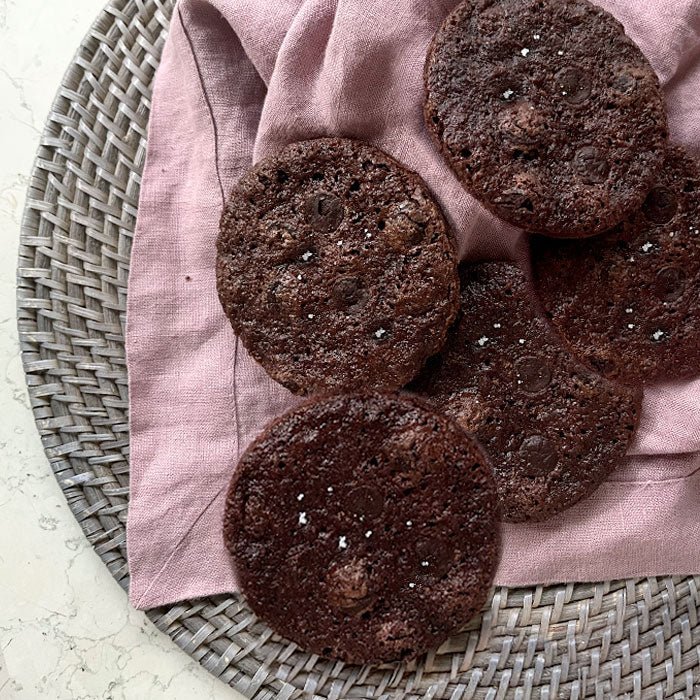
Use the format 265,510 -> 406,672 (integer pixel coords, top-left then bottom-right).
412,263 -> 641,522
217,138 -> 459,396
531,146 -> 700,384
223,393 -> 500,664
424,0 -> 668,237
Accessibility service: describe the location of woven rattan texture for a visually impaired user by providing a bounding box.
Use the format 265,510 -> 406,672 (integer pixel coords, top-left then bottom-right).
15,1 -> 700,698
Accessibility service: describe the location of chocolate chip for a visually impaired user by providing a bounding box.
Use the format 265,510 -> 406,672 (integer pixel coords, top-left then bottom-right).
613,71 -> 637,95
555,66 -> 592,105
574,146 -> 610,185
518,435 -> 557,476
643,186 -> 678,224
384,217 -> 424,251
332,276 -> 367,310
514,356 -> 552,394
346,485 -> 384,518
496,189 -> 534,214
304,191 -> 344,232
589,355 -> 617,376
654,266 -> 686,301
498,101 -> 544,145
415,537 -> 455,577
327,559 -> 373,612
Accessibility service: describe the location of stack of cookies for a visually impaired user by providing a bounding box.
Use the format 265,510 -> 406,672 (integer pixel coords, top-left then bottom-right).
215,0 -> 699,666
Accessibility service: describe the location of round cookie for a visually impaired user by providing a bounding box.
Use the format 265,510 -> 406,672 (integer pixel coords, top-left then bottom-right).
411,263 -> 641,522
531,146 -> 700,384
217,138 -> 459,396
223,393 -> 500,664
424,0 -> 668,237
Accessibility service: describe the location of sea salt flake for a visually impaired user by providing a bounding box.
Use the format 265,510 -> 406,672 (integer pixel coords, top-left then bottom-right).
421,560 -> 430,567
365,530 -> 373,538
652,330 -> 665,341
337,240 -> 344,246
366,232 -> 373,239
518,338 -> 526,345
408,582 -> 416,589
406,520 -> 413,527
520,48 -> 530,57
493,323 -> 502,329
625,308 -> 633,314
502,89 -> 515,99
298,512 -> 308,526
297,274 -> 303,280
327,486 -> 334,493
669,232 -> 675,238
338,536 -> 348,549
477,336 -> 489,346
297,493 -> 305,501
641,242 -> 654,253
301,250 -> 314,262
627,324 -> 635,330
374,328 -> 387,339
533,33 -> 541,40
562,91 -> 568,96
557,50 -> 564,56
307,314 -> 315,319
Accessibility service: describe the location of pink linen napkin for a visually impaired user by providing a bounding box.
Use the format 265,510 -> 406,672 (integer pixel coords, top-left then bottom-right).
125,0 -> 700,610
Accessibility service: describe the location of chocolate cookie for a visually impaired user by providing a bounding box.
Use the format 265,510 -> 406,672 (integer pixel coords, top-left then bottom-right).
424,0 -> 668,237
531,146 -> 700,384
412,263 -> 641,522
223,393 -> 500,664
217,138 -> 459,396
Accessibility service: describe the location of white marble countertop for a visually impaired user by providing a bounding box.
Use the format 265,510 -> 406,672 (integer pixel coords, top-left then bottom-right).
0,2 -> 244,698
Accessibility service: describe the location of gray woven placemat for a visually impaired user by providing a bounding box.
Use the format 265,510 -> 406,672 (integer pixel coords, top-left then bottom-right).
15,1 -> 700,698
